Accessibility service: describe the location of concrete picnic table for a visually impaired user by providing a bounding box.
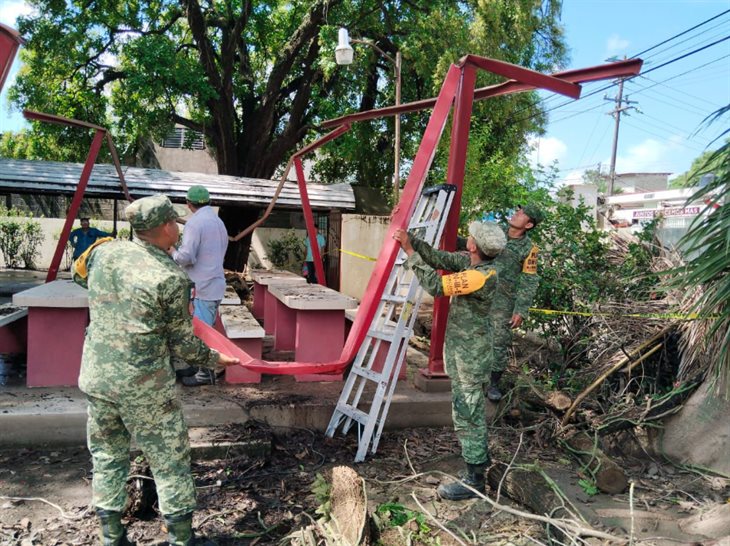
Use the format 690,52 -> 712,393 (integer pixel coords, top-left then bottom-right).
250,270 -> 306,333
267,283 -> 357,381
13,280 -> 89,387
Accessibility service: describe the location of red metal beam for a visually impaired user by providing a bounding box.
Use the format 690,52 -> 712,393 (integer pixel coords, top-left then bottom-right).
321,59 -> 643,129
460,55 -> 581,98
0,23 -> 23,93
46,129 -> 106,282
294,157 -> 327,286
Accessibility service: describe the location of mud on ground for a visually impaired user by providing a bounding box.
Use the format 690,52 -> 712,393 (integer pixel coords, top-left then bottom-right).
1,421 -> 729,545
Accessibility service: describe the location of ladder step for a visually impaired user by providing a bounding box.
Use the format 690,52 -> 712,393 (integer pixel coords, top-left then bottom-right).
408,220 -> 440,229
335,404 -> 370,425
381,293 -> 407,303
351,366 -> 385,382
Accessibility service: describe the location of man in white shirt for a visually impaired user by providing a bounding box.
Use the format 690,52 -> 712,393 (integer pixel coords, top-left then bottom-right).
170,185 -> 229,386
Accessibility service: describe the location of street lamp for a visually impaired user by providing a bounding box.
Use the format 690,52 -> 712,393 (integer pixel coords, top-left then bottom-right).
336,27 -> 402,203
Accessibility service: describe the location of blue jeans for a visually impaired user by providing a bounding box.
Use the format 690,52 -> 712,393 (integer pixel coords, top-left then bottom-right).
193,299 -> 220,327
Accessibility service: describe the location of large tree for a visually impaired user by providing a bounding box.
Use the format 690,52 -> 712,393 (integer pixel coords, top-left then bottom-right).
11,0 -> 567,267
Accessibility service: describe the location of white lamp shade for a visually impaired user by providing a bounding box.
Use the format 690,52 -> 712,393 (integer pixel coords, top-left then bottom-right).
335,27 -> 354,65
335,45 -> 354,65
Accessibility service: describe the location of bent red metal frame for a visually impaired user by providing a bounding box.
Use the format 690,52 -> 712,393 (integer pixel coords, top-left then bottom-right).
8,37 -> 640,375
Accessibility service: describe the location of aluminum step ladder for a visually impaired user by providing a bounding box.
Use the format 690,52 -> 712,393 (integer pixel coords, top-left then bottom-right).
326,184 -> 457,462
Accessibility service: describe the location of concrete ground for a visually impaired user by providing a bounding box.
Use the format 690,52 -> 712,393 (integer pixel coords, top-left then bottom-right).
0,360 -> 455,448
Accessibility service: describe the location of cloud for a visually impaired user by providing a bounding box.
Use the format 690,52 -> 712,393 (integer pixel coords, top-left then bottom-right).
606,34 -> 630,57
527,136 -> 567,167
0,0 -> 33,26
614,137 -> 681,173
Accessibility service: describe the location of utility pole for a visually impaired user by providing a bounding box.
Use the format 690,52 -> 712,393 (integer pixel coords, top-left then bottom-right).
605,77 -> 638,196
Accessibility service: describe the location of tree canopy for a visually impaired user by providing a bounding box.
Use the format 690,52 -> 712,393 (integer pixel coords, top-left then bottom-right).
10,0 -> 567,197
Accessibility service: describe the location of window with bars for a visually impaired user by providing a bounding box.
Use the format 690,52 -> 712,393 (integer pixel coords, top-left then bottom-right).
160,127 -> 206,150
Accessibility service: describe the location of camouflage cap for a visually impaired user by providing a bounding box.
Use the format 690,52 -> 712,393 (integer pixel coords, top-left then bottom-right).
521,203 -> 544,226
468,221 -> 507,257
186,185 -> 210,205
125,195 -> 180,231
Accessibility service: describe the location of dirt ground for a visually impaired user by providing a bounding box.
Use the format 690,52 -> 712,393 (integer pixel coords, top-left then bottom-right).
1,420 -> 729,546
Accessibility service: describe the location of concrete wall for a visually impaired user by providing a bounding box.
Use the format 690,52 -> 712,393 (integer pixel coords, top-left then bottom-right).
153,144 -> 218,174
247,227 -> 307,271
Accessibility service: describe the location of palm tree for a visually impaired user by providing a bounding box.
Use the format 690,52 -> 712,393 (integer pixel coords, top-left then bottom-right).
669,105 -> 729,395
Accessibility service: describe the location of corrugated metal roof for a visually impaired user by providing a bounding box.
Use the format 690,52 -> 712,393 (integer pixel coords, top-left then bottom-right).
0,158 -> 356,211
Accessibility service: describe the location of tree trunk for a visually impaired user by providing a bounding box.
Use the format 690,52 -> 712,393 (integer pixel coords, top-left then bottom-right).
517,383 -> 572,413
486,462 -> 570,544
219,205 -> 260,272
563,433 -> 628,494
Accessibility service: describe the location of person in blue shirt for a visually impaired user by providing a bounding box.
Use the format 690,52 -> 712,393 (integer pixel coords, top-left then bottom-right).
304,227 -> 326,284
70,218 -> 112,260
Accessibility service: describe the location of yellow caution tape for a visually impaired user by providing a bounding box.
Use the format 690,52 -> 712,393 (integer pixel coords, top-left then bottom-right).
337,247 -> 717,321
529,307 -> 717,321
338,248 -> 377,262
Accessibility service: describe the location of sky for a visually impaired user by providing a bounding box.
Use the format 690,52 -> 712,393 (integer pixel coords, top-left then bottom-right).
528,0 -> 730,183
1,0 -> 729,183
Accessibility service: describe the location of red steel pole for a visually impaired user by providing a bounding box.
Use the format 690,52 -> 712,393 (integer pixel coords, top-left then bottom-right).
46,129 -> 106,282
294,157 -> 327,286
425,64 -> 478,377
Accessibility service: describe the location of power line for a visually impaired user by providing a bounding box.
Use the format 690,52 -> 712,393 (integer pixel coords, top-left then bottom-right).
630,8 -> 730,58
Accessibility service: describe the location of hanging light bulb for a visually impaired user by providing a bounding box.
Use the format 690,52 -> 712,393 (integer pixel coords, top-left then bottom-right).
335,27 -> 354,65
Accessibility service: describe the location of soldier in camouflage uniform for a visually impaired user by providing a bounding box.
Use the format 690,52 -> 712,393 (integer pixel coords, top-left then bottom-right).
486,204 -> 542,402
394,221 -> 506,501
73,195 -> 239,546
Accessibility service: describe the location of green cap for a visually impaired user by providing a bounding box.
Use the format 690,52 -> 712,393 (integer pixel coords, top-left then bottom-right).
468,221 -> 507,257
186,185 -> 210,205
521,203 -> 544,226
125,195 -> 180,231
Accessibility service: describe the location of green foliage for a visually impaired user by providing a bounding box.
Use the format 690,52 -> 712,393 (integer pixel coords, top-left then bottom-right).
265,230 -> 306,274
0,208 -> 45,269
374,502 -> 432,541
12,0 -> 567,194
311,473 -> 331,519
529,189 -> 613,347
577,478 -> 599,496
616,218 -> 663,300
667,106 -> 730,392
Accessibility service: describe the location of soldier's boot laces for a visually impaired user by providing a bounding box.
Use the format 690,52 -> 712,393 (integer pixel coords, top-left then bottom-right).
97,509 -> 135,546
437,463 -> 487,501
164,512 -> 217,546
487,370 -> 504,402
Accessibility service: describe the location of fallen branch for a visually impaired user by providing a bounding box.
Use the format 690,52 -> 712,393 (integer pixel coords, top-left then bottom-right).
562,432 -> 628,494
562,329 -> 670,426
0,495 -> 88,520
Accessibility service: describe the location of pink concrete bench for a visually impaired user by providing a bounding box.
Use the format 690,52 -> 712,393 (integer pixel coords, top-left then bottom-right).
218,305 -> 264,384
250,270 -> 306,333
0,304 -> 28,355
268,283 -> 358,382
13,280 -> 89,387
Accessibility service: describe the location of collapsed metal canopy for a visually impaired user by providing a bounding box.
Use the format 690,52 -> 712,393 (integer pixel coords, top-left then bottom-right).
0,158 -> 356,211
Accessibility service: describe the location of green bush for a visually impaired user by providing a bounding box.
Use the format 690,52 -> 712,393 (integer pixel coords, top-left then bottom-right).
265,230 -> 306,274
0,207 -> 45,269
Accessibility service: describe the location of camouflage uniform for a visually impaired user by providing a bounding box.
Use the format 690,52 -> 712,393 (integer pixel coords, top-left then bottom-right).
75,196 -> 219,518
405,242 -> 498,465
490,226 -> 539,373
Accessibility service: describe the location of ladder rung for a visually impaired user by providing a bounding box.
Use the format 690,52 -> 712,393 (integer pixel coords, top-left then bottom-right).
334,404 -> 369,425
409,220 -> 439,229
381,293 -> 407,303
368,329 -> 396,342
351,366 -> 384,382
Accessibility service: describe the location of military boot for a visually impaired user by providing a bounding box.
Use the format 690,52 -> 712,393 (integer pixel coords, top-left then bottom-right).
437,463 -> 487,501
181,368 -> 216,387
97,509 -> 134,546
486,370 -> 504,402
164,512 -> 217,546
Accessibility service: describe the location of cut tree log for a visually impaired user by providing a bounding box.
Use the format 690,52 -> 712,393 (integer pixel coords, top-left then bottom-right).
518,384 -> 572,413
486,462 -> 572,544
326,465 -> 372,546
562,433 -> 628,494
